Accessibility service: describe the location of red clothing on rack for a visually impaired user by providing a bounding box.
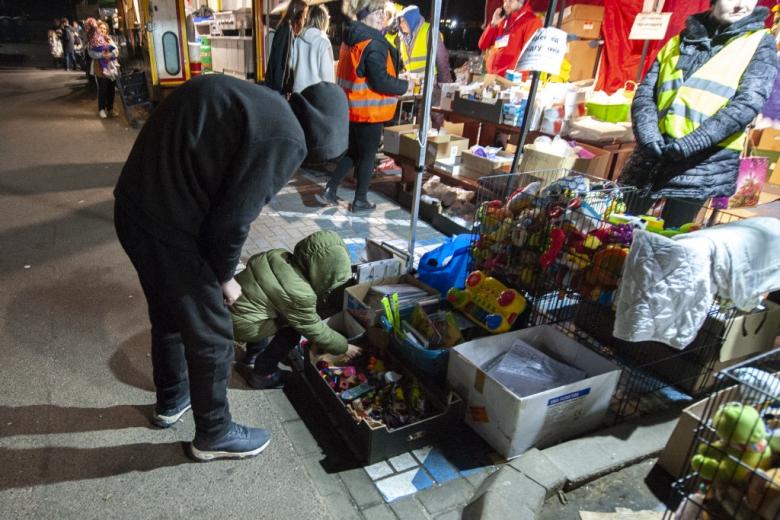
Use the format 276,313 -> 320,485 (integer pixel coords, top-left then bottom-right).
479,3 -> 542,76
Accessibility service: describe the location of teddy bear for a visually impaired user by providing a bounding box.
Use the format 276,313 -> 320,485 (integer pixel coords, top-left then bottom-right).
691,402 -> 773,485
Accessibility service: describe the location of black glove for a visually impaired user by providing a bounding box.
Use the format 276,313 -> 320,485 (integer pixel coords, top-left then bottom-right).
644,141 -> 664,158
663,141 -> 685,162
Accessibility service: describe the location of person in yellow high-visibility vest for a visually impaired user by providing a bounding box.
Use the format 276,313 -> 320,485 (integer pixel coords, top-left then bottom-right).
396,5 -> 452,84
620,0 -> 777,226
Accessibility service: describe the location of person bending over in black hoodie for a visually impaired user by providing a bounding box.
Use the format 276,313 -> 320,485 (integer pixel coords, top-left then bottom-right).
114,75 -> 348,462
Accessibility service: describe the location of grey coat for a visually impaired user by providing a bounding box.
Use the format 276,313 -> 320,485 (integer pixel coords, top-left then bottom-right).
619,7 -> 778,199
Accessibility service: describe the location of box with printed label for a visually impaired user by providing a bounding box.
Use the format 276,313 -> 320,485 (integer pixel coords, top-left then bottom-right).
447,325 -> 620,460
400,133 -> 470,164
561,5 -> 604,40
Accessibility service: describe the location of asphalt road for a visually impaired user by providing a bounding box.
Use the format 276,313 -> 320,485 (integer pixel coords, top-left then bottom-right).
0,67 -> 333,520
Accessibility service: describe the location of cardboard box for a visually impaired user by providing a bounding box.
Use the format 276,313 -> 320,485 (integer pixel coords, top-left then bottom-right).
383,124 -> 417,155
562,4 -> 605,23
719,301 -> 780,362
447,325 -> 621,460
562,17 -> 602,40
566,40 -> 600,82
658,385 -> 740,478
400,132 -> 470,165
344,274 -> 440,328
460,150 -> 515,176
756,128 -> 780,152
517,143 -> 611,181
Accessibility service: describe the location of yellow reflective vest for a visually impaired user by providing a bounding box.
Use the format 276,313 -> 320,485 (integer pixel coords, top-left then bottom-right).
385,21 -> 439,75
655,29 -> 769,152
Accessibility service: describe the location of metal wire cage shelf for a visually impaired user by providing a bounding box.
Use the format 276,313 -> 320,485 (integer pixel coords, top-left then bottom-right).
468,169 -> 746,419
667,348 -> 780,519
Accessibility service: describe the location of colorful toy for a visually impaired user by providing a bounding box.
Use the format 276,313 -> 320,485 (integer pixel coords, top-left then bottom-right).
587,245 -> 629,286
539,228 -> 566,270
506,181 -> 542,214
691,403 -> 772,484
447,271 -> 526,333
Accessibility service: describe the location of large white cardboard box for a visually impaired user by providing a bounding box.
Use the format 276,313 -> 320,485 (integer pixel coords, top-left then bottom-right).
447,325 -> 621,460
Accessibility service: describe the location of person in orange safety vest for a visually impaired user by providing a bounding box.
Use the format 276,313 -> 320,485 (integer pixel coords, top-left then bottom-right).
320,0 -> 408,212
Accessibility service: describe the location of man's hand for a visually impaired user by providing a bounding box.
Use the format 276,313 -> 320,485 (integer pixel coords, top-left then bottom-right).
491,7 -> 505,27
221,278 -> 242,306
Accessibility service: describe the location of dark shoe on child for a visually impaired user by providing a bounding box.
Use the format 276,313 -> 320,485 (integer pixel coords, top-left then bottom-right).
189,422 -> 271,462
151,398 -> 192,428
350,199 -> 376,212
236,364 -> 287,389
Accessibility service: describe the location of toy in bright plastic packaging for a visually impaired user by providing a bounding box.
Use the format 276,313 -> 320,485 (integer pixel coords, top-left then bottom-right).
447,271 -> 526,333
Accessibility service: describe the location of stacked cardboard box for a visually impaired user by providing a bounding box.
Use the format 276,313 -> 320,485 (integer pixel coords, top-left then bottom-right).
561,5 -> 604,83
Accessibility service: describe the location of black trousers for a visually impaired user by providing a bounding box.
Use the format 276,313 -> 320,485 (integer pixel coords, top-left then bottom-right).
246,327 -> 301,375
96,76 -> 115,111
626,196 -> 705,229
114,203 -> 233,441
327,121 -> 383,202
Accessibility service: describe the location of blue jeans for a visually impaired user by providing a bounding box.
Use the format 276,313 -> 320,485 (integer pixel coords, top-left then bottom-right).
64,51 -> 78,70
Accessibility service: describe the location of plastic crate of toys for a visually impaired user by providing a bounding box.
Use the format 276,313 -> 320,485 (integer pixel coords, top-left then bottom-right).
300,330 -> 463,464
670,349 -> 780,520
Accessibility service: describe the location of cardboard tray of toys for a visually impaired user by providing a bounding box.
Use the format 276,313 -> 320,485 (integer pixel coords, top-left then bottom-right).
300,312 -> 464,464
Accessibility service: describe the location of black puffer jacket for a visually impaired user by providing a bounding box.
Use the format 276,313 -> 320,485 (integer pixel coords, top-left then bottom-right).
620,7 -> 778,199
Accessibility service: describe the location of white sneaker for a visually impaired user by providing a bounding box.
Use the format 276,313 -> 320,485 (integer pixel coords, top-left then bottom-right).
99,109 -> 107,119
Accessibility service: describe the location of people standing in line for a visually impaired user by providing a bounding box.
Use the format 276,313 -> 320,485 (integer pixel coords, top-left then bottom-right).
478,0 -> 542,77
265,0 -> 308,96
88,20 -> 120,119
114,75 -> 348,462
322,0 -> 408,212
61,18 -> 78,71
290,4 -> 335,94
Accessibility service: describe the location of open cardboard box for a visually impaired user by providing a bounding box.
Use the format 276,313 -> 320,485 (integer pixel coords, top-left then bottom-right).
447,325 -> 621,460
344,274 -> 440,329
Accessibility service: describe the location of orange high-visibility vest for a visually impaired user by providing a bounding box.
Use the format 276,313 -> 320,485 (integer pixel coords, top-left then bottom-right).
337,40 -> 399,123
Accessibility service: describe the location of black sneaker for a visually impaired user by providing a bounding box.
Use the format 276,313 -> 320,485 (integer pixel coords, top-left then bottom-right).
190,422 -> 271,462
236,365 -> 287,389
350,199 -> 376,212
151,398 -> 192,428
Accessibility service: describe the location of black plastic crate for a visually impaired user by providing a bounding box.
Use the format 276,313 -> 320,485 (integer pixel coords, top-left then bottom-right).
300,346 -> 464,464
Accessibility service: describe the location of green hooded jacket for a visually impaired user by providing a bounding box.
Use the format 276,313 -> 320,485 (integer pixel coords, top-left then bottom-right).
231,230 -> 352,355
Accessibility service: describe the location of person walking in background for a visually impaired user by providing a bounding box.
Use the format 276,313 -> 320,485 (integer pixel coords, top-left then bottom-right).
478,0 -> 541,76
321,0 -> 408,212
72,20 -> 85,71
265,0 -> 308,96
290,4 -> 335,93
87,19 -> 120,119
61,18 -> 78,71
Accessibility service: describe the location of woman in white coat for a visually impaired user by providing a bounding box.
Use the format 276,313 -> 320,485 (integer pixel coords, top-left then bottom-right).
290,5 -> 335,93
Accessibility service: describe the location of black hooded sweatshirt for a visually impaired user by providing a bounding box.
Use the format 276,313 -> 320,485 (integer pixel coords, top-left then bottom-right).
114,74 -> 307,283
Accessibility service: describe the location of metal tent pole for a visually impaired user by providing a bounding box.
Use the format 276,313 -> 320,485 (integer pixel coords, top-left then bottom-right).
406,0 -> 443,272
509,0 -> 561,175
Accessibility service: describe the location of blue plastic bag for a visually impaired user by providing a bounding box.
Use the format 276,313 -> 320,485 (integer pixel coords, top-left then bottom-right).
416,234 -> 476,295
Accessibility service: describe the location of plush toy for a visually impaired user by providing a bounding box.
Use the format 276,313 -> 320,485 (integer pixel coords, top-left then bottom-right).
691,403 -> 773,484
422,175 -> 475,208
506,181 -> 541,214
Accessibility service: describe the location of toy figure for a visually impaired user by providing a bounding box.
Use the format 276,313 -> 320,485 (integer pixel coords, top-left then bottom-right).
691,402 -> 772,484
